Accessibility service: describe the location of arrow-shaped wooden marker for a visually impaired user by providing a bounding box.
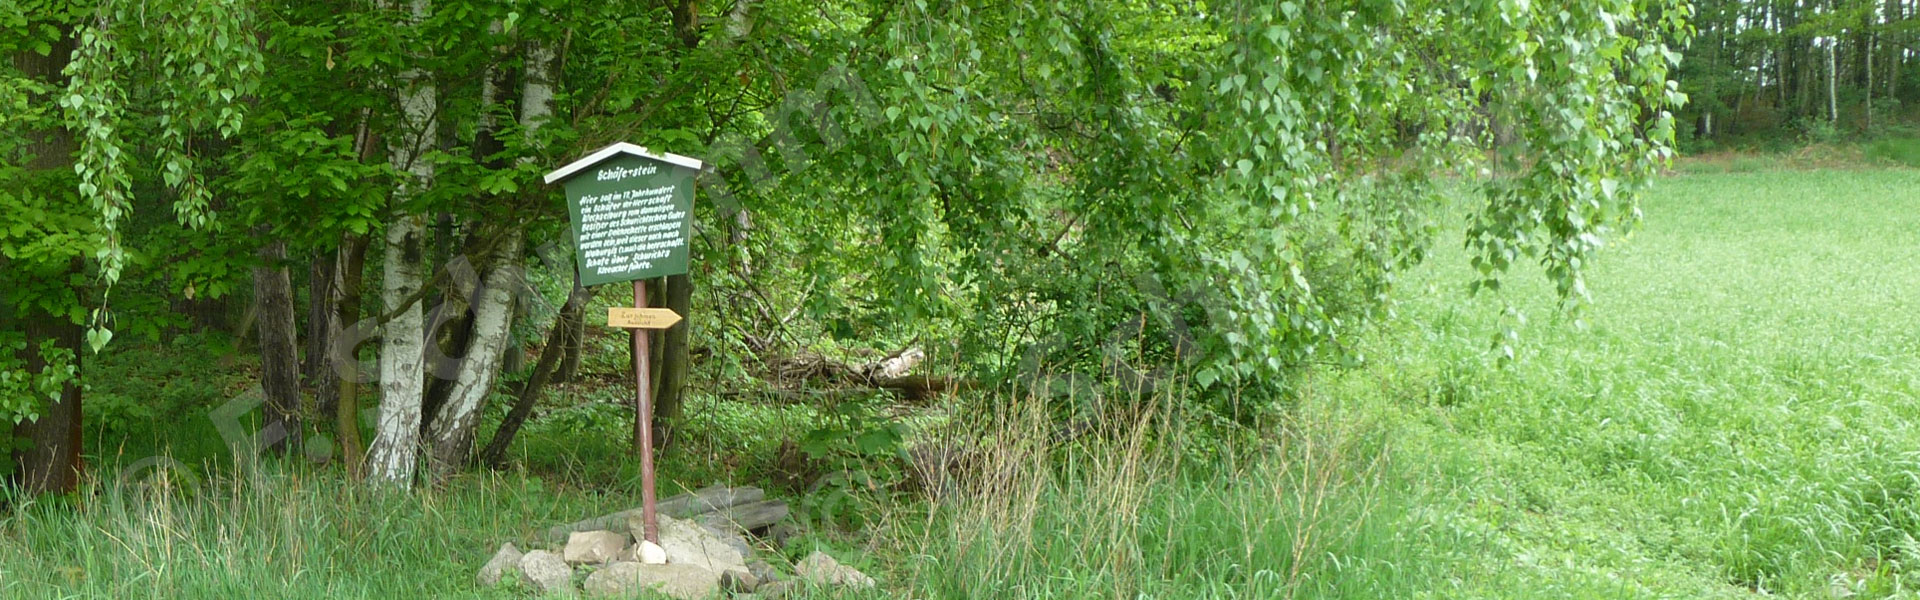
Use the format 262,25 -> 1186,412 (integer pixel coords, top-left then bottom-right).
608,307 -> 684,329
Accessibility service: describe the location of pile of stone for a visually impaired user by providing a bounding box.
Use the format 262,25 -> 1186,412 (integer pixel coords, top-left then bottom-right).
477,485 -> 874,598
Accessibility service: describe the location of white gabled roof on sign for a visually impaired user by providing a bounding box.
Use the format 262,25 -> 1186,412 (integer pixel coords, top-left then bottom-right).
542,142 -> 706,184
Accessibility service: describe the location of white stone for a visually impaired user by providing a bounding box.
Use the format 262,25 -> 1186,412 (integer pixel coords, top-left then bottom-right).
518,549 -> 574,594
637,540 -> 668,564
564,530 -> 631,565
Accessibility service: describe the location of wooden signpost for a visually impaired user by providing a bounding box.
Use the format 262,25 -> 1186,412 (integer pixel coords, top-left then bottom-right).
543,142 -> 704,545
606,307 -> 684,330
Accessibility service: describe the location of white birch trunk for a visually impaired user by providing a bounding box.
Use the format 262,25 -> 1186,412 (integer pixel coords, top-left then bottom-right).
419,40 -> 556,479
517,42 -> 556,141
367,0 -> 437,486
425,233 -> 522,477
1829,41 -> 1840,123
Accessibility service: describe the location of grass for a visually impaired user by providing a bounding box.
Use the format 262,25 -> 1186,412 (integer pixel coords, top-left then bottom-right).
0,467 -> 603,599
879,399 -> 1495,600
1322,167 -> 1920,597
1866,136 -> 1920,168
6,165 -> 1920,598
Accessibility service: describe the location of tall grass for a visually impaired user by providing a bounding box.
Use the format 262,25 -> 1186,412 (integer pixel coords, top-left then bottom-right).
874,390 -> 1479,600
0,409 -> 1467,600
0,461 -> 624,599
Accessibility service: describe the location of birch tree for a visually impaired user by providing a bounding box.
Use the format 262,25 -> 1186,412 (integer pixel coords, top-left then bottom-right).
423,37 -> 555,481
365,0 -> 437,485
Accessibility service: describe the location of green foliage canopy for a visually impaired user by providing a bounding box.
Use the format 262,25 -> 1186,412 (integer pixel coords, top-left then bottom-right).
2,0 -> 1691,429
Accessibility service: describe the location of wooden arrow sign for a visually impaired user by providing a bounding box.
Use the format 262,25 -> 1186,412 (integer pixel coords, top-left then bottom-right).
608,307 -> 683,329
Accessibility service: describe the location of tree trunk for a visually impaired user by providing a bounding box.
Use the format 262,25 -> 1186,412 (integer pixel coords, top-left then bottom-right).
1888,0 -> 1903,100
305,252 -> 339,416
555,298 -> 586,382
15,303 -> 84,494
1711,10 -> 1722,133
479,279 -> 586,468
368,219 -> 430,484
1778,39 -> 1790,110
670,0 -> 703,49
655,273 -> 693,450
366,0 -> 439,487
1797,42 -> 1812,117
422,33 -> 555,482
539,37 -> 584,388
10,27 -> 83,495
1830,40 -> 1841,123
420,301 -> 473,435
1796,25 -> 1814,117
332,235 -> 371,475
502,298 -> 528,375
251,237 -> 302,455
426,234 -> 523,481
418,220 -> 470,436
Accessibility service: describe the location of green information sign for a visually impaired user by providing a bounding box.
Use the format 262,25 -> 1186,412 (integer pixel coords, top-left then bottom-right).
544,143 -> 705,287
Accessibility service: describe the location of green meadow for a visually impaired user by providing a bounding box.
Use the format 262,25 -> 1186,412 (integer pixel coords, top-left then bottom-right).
1323,167 -> 1920,598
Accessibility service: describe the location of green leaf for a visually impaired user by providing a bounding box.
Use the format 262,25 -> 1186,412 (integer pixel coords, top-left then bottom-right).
85,327 -> 113,353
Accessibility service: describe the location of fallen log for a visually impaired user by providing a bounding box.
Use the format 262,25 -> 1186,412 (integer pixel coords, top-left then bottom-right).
756,347 -> 976,404
695,499 -> 790,534
659,485 -> 765,516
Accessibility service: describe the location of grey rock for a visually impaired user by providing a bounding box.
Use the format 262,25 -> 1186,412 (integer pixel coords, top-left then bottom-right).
768,522 -> 802,548
582,561 -> 721,599
518,549 -> 575,594
721,568 -> 760,593
564,530 -> 631,565
580,562 -> 639,597
700,522 -> 755,559
756,580 -> 799,599
631,513 -> 747,572
796,551 -> 875,588
746,560 -> 781,584
477,542 -> 524,586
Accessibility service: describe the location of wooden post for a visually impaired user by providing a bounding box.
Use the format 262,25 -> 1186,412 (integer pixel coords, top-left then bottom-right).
545,143 -> 704,545
632,279 -> 659,544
